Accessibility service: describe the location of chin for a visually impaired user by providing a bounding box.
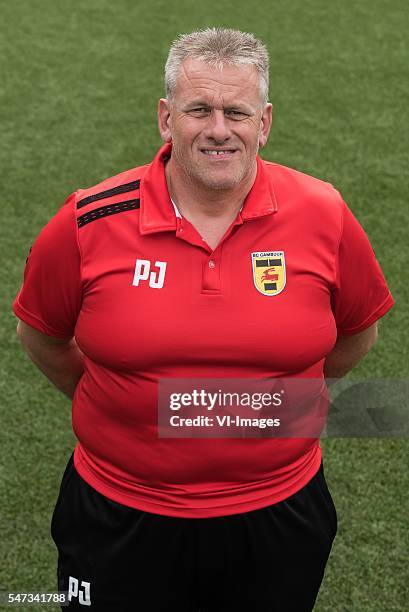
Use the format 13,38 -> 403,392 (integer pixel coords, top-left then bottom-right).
195,168 -> 244,191
201,179 -> 240,191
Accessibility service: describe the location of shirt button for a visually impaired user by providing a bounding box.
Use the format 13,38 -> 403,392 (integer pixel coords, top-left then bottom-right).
208,260 -> 215,268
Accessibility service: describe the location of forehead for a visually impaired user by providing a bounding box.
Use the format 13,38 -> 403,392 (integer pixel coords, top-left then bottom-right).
174,58 -> 262,106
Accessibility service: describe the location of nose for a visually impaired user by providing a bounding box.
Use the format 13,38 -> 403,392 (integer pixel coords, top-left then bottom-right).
203,109 -> 232,143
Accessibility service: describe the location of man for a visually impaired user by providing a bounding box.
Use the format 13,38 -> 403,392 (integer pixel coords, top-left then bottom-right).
14,28 -> 393,611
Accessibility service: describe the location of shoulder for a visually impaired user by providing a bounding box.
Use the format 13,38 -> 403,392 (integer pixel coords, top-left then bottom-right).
264,159 -> 341,200
262,159 -> 345,222
74,161 -> 150,208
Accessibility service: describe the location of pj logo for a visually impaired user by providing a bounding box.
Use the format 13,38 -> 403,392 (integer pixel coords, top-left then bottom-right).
132,259 -> 167,288
68,576 -> 91,606
251,251 -> 286,296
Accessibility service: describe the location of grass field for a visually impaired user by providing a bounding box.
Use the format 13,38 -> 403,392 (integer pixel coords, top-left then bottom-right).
1,0 -> 408,610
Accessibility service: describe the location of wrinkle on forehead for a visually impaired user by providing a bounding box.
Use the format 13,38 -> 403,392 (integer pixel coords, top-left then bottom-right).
175,59 -> 262,108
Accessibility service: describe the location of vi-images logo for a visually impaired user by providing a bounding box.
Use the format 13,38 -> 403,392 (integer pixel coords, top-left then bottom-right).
132,259 -> 167,289
68,576 -> 91,606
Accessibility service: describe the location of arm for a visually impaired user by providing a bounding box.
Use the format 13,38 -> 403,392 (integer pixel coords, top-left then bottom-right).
16,320 -> 85,400
324,322 -> 378,382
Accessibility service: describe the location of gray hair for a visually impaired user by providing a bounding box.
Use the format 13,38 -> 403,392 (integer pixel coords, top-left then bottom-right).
165,28 -> 269,105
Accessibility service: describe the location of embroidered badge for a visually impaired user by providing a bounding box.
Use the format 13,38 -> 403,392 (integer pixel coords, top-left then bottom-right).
251,251 -> 286,296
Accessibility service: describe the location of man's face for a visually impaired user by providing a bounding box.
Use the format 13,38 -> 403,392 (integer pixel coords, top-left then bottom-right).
158,58 -> 272,191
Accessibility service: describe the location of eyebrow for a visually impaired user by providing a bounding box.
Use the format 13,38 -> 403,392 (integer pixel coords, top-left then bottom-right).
183,101 -> 253,112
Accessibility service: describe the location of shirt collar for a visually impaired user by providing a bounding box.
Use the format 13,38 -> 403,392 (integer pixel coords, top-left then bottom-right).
171,196 -> 242,218
170,197 -> 182,218
139,142 -> 278,235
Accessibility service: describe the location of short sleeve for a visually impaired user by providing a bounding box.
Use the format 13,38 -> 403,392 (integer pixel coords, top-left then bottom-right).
331,197 -> 394,335
12,192 -> 82,338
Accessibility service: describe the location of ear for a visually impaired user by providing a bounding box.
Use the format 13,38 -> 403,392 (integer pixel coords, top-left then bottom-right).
258,103 -> 273,148
158,98 -> 172,143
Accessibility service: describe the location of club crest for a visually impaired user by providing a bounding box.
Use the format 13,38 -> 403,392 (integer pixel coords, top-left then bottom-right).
251,251 -> 286,296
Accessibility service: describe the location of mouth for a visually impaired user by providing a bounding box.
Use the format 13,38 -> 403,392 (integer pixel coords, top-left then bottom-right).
200,148 -> 238,159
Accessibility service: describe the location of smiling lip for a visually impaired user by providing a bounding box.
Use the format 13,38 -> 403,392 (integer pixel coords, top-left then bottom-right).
200,149 -> 237,159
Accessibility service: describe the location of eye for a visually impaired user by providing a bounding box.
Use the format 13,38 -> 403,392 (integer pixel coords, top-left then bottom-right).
188,107 -> 210,116
225,110 -> 248,120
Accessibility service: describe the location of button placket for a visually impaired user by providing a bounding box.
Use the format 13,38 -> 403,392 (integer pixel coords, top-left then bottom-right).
202,253 -> 221,291
176,218 -> 213,252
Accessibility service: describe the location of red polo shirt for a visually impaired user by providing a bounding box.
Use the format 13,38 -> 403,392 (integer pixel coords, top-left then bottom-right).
13,143 -> 394,517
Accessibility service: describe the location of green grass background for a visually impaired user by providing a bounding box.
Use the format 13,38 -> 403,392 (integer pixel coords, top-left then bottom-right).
1,0 -> 408,610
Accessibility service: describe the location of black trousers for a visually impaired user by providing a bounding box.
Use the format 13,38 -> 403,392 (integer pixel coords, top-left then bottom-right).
51,454 -> 337,611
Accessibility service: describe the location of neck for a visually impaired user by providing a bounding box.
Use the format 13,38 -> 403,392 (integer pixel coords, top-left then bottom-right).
165,156 -> 257,221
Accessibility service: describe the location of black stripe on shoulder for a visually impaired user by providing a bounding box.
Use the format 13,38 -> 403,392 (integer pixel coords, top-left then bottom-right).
77,180 -> 141,209
77,199 -> 140,228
